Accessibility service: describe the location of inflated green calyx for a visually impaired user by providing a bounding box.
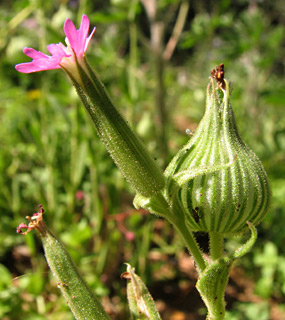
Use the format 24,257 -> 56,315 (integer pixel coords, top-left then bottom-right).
165,64 -> 271,233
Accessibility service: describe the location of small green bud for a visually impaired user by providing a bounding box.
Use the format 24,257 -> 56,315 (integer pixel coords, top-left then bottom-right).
165,64 -> 271,233
17,206 -> 110,320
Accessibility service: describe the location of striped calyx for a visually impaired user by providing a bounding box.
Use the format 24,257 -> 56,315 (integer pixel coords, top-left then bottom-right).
164,65 -> 271,233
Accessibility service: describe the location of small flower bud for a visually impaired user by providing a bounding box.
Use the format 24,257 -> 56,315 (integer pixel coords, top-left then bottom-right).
17,206 -> 111,320
165,65 -> 271,233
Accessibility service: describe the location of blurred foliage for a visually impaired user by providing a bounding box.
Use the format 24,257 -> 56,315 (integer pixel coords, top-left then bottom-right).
0,0 -> 284,319
225,301 -> 270,320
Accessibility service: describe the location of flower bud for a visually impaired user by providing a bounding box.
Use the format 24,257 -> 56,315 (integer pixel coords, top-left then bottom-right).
165,65 -> 271,233
17,206 -> 111,320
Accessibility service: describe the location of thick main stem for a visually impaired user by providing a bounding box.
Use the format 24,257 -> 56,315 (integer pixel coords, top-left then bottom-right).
196,256 -> 231,320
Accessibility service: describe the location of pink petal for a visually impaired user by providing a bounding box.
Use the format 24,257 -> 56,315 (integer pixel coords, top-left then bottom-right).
77,14 -> 90,54
23,47 -> 48,59
58,42 -> 70,54
33,57 -> 62,69
16,44 -> 68,73
16,14 -> 95,74
64,18 -> 79,52
15,58 -> 61,73
64,14 -> 95,56
47,44 -> 70,57
15,62 -> 43,73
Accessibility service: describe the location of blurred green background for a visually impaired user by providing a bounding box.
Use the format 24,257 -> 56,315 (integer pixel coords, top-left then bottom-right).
0,0 -> 284,319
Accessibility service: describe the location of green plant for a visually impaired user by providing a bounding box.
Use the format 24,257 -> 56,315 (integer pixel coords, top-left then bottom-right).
254,242 -> 285,299
14,13 -> 273,319
225,301 -> 270,320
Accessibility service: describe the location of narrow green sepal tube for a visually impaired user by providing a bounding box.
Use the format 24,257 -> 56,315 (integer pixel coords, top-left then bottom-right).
40,230 -> 111,320
123,264 -> 162,320
17,209 -> 111,320
63,57 -> 165,197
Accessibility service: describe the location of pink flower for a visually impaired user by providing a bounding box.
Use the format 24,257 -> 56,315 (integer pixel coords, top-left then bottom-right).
15,14 -> 95,74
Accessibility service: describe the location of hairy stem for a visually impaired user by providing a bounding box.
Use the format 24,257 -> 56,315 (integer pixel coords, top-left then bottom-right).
148,192 -> 207,272
209,232 -> 224,261
175,222 -> 207,272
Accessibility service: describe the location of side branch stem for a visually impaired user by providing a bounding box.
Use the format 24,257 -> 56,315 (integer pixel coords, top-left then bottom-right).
209,232 -> 224,261
175,222 -> 207,272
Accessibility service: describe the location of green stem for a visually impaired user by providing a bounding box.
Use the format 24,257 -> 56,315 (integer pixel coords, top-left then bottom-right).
196,257 -> 231,320
197,223 -> 258,320
175,222 -> 207,272
209,232 -> 224,261
148,192 -> 207,272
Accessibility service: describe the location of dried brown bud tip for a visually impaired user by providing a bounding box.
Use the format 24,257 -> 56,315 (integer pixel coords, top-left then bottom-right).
211,63 -> 225,89
120,272 -> 131,280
